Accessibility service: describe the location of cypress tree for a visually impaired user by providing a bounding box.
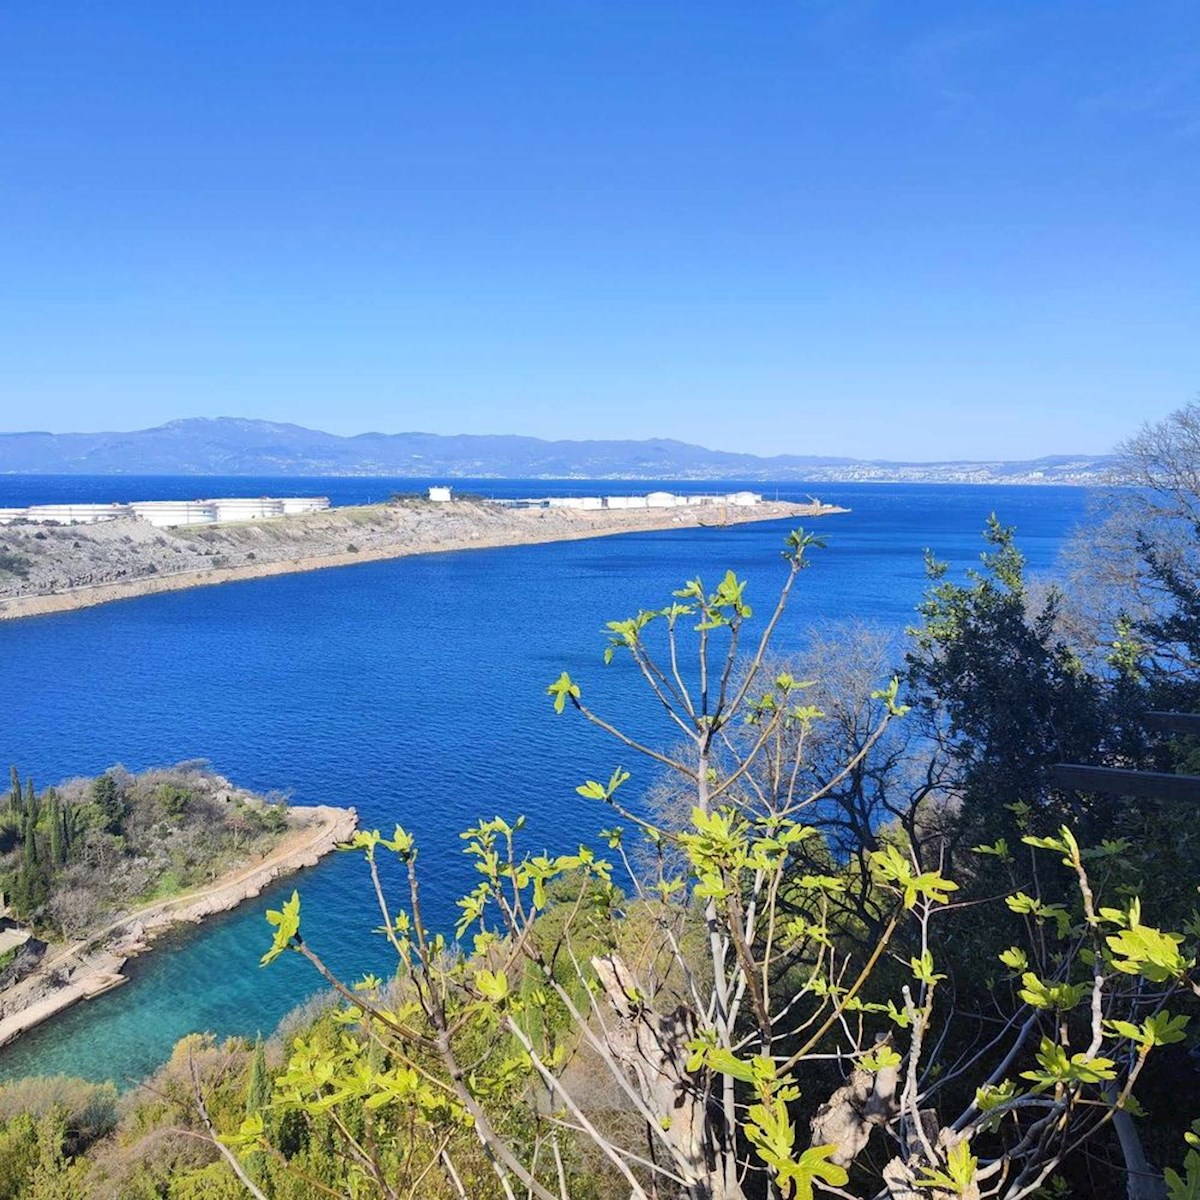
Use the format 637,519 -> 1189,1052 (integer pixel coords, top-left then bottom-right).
93,774 -> 123,834
246,1036 -> 271,1117
22,808 -> 38,872
10,868 -> 30,920
47,788 -> 63,868
10,766 -> 22,818
59,802 -> 72,861
244,1035 -> 272,1185
24,779 -> 37,827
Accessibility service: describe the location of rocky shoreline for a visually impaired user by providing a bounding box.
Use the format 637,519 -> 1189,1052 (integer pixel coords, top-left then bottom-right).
0,804 -> 358,1051
0,499 -> 846,621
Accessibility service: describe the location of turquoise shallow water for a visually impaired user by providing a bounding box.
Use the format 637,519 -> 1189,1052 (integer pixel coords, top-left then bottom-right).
0,480 -> 1090,1084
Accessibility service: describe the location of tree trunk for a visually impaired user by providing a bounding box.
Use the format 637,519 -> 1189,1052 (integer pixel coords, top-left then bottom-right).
1111,1105 -> 1167,1200
593,954 -> 746,1200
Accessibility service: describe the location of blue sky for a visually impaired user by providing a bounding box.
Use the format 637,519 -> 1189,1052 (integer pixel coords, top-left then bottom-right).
0,2 -> 1196,459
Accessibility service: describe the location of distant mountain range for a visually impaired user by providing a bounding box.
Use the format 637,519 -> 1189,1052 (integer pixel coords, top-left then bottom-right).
0,418 -> 1115,484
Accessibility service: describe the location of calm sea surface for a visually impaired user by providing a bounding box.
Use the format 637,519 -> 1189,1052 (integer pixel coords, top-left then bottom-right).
0,478 -> 1091,1084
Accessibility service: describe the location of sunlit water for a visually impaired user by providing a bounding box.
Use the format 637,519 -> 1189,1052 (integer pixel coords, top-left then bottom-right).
0,480 -> 1090,1083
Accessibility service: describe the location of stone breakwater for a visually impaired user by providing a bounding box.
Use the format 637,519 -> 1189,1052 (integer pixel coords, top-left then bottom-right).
0,804 -> 358,1050
0,499 -> 847,621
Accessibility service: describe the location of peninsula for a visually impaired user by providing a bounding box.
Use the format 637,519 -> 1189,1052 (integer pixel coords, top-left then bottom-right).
0,495 -> 846,621
0,765 -> 357,1050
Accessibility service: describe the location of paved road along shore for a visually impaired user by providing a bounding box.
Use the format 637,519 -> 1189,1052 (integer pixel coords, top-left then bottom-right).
0,499 -> 847,621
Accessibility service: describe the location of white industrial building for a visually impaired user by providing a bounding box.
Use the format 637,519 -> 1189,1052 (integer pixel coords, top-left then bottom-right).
22,503 -> 128,524
130,500 -> 218,528
0,488 -> 764,530
207,497 -> 286,522
645,491 -> 764,508
130,496 -> 329,528
501,490 -> 764,512
0,496 -> 335,529
546,496 -> 603,510
280,497 -> 331,515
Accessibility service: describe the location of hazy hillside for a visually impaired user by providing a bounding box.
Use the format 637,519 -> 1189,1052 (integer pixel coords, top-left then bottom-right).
0,418 -> 1114,482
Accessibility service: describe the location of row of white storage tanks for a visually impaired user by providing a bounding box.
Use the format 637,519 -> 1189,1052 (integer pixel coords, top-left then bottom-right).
0,496 -> 330,528
544,491 -> 762,511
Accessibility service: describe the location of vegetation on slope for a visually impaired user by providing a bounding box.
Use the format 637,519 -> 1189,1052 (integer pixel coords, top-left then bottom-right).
0,765 -> 289,939
1,405 -> 1199,1199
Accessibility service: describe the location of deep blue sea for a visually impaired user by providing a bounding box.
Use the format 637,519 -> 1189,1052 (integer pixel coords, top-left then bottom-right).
0,477 -> 1091,1085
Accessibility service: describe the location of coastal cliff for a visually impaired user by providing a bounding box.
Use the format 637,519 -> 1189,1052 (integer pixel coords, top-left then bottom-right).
0,497 -> 846,621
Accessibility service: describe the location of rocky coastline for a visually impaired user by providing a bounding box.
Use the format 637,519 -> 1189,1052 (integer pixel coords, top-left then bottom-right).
0,804 -> 358,1050
0,498 -> 847,621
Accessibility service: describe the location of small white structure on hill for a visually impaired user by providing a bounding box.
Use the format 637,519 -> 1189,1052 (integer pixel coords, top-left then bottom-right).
428,486 -> 452,503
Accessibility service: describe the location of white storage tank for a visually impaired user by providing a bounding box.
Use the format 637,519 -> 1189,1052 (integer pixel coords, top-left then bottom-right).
280,496 -> 331,515
0,508 -> 27,525
208,497 -> 285,523
428,486 -> 452,503
130,500 -> 218,528
578,497 -> 603,511
646,491 -> 678,509
727,491 -> 761,507
23,503 -> 129,524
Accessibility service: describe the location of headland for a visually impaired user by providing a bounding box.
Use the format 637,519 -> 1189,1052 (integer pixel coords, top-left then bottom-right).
0,801 -> 357,1051
0,496 -> 847,621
